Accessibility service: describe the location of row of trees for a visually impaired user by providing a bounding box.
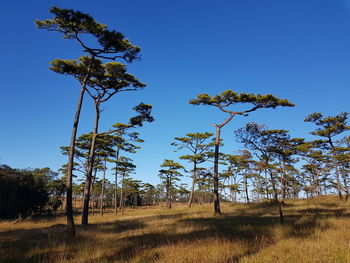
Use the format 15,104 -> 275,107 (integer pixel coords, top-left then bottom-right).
157,111 -> 349,223
3,110 -> 348,229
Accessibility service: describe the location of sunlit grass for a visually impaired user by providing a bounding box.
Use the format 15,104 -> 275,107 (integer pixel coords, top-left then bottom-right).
1,196 -> 350,262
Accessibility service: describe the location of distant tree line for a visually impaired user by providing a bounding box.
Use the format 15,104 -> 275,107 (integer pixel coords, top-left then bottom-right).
0,166 -> 65,219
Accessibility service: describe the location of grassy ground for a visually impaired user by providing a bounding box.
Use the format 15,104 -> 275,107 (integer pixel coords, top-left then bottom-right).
1,196 -> 350,263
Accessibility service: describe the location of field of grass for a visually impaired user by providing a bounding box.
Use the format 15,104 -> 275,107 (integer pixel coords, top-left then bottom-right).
1,196 -> 350,263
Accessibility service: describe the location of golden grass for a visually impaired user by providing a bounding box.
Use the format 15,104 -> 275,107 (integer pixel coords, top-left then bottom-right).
1,196 -> 350,263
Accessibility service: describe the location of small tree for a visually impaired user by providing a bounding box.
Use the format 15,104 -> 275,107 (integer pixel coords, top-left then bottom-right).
190,90 -> 294,214
115,157 -> 136,212
171,132 -> 213,207
111,131 -> 144,213
159,160 -> 184,209
224,151 -> 255,203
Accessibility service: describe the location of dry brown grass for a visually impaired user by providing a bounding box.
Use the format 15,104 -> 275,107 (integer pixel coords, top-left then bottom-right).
1,196 -> 350,263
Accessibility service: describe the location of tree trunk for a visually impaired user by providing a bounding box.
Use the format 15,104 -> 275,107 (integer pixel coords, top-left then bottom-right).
268,168 -> 278,203
100,157 -> 107,216
119,171 -> 125,211
264,170 -> 270,200
114,148 -> 120,214
341,168 -> 349,201
329,139 -> 342,199
244,174 -> 250,203
280,160 -> 287,202
65,86 -> 87,237
91,168 -> 97,216
65,58 -> 93,237
166,176 -> 172,209
315,170 -> 321,196
279,201 -> 284,223
81,102 -> 100,226
213,126 -> 222,215
188,162 -> 197,207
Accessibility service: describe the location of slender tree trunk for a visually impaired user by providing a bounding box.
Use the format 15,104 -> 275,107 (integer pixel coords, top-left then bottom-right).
119,171 -> 125,211
340,168 -> 349,201
264,170 -> 270,199
65,58 -> 93,237
315,170 -> 321,196
234,176 -> 237,202
277,162 -> 284,223
188,162 -> 197,207
66,94 -> 85,235
91,168 -> 97,216
244,174 -> 250,203
114,148 -> 120,214
268,169 -> 278,203
100,157 -> 107,216
329,139 -> 342,199
280,160 -> 287,202
65,86 -> 87,237
213,126 -> 222,215
166,176 -> 172,209
81,102 -> 100,226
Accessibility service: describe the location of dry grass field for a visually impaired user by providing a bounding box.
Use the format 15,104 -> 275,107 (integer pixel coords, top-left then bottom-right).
1,196 -> 350,263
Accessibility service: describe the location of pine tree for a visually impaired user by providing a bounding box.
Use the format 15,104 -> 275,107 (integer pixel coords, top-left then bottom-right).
171,132 -> 213,207
305,112 -> 350,199
190,90 -> 294,214
159,160 -> 184,209
36,7 -> 141,237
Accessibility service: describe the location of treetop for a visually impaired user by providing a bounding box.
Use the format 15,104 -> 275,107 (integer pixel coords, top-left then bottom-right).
304,112 -> 350,138
35,6 -> 141,62
189,90 -> 295,111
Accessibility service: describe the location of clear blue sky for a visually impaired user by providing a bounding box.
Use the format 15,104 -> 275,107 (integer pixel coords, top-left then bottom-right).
1,0 -> 350,186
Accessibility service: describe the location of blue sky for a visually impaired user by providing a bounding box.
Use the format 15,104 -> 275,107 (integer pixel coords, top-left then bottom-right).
1,0 -> 350,186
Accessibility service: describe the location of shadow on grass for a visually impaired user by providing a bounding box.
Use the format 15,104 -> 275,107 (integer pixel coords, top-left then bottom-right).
0,204 -> 347,263
93,211 -> 333,262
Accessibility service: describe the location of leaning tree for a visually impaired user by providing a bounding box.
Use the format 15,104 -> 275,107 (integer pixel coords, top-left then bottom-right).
190,90 -> 294,214
36,6 -> 141,237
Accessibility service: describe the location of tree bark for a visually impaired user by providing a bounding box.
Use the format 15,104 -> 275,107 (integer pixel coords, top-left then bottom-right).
119,171 -> 125,211
167,177 -> 172,209
280,160 -> 287,202
244,174 -> 250,203
268,167 -> 279,203
91,168 -> 97,216
100,157 -> 107,216
65,86 -> 85,237
329,139 -> 343,199
315,170 -> 321,196
65,58 -> 93,236
81,102 -> 100,226
188,162 -> 197,207
114,148 -> 120,214
213,126 -> 222,215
